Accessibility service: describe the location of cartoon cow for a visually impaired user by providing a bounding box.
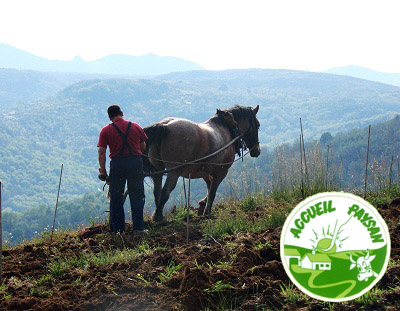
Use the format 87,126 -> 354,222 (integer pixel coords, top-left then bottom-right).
349,250 -> 378,281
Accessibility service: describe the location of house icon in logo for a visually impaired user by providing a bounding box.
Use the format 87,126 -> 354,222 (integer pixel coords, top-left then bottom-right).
300,253 -> 332,270
284,249 -> 332,270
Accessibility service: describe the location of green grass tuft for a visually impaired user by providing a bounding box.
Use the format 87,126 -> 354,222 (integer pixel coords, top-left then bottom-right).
47,241 -> 154,277
205,280 -> 235,293
202,202 -> 289,239
159,260 -> 182,283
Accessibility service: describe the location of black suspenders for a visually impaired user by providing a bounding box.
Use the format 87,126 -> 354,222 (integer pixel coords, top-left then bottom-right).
111,122 -> 133,157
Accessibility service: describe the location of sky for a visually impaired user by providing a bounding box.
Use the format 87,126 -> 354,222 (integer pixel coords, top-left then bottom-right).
0,0 -> 400,72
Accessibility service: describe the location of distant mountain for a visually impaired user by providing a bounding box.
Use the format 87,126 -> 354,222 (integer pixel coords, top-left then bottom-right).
0,43 -> 204,75
2,69 -> 400,211
326,65 -> 400,87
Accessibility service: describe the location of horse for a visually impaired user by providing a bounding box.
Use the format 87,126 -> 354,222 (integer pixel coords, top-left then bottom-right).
142,105 -> 261,221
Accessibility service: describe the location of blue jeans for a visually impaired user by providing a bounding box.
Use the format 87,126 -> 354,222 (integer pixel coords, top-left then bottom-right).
109,156 -> 145,232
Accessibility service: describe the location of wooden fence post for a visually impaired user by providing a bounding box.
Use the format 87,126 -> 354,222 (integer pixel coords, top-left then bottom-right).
389,155 -> 394,189
299,135 -> 304,198
0,181 -> 2,282
364,126 -> 371,198
51,164 -> 63,243
300,118 -> 309,189
326,145 -> 330,190
186,174 -> 191,244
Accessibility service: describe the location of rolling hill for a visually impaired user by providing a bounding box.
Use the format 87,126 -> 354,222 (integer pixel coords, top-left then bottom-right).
1,69 -> 400,212
326,65 -> 400,87
0,68 -> 143,110
2,106 -> 400,245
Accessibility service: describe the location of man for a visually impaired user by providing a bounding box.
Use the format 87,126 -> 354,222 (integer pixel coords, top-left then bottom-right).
97,105 -> 148,233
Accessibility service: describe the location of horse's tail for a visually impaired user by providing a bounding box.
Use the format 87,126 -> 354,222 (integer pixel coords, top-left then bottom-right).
142,123 -> 168,174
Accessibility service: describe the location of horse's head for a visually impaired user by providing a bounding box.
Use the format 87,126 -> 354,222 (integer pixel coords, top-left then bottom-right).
217,105 -> 261,157
239,105 -> 261,157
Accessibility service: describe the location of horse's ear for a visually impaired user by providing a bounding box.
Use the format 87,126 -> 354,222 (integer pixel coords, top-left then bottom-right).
252,105 -> 259,115
216,109 -> 223,115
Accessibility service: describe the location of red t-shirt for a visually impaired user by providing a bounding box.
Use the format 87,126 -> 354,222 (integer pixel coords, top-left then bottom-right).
97,118 -> 148,158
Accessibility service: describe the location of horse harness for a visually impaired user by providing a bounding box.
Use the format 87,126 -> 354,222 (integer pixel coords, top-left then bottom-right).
98,122 -> 134,185
104,114 -> 254,182
222,113 -> 246,158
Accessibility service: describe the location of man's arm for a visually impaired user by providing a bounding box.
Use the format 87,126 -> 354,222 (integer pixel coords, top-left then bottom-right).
140,141 -> 146,153
98,147 -> 107,175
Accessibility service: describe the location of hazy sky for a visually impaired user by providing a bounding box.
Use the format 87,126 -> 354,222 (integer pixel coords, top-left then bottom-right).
1,0 -> 399,72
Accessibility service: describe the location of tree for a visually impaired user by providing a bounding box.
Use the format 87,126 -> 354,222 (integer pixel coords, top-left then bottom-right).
320,132 -> 333,145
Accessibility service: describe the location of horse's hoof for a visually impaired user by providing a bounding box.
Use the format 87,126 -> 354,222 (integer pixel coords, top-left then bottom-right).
198,202 -> 206,216
152,212 -> 164,222
197,207 -> 205,216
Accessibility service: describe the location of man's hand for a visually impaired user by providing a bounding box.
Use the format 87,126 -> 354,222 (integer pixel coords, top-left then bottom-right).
98,147 -> 107,181
99,167 -> 107,175
98,166 -> 108,181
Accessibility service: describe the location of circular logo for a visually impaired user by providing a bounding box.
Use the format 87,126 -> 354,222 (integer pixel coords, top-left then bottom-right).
280,192 -> 390,302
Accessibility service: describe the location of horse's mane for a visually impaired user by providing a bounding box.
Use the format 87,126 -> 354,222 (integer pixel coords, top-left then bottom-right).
228,105 -> 259,127
211,105 -> 260,128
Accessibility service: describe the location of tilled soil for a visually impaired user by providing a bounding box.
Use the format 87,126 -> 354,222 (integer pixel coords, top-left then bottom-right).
1,199 -> 400,311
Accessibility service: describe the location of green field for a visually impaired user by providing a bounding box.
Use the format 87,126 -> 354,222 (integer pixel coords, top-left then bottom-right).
284,245 -> 388,299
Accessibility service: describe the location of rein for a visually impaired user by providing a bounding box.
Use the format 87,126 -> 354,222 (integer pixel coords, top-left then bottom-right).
101,109 -> 259,189
101,134 -> 252,189
143,134 -> 244,177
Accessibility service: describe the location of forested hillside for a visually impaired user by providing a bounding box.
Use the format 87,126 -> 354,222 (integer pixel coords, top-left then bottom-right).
2,114 -> 400,245
0,68 -> 147,110
1,69 -> 400,212
235,115 -> 400,196
0,68 -> 85,110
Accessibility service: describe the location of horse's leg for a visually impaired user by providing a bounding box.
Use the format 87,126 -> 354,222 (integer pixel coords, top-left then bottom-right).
152,172 -> 180,222
203,169 -> 229,216
198,175 -> 212,216
152,175 -> 163,207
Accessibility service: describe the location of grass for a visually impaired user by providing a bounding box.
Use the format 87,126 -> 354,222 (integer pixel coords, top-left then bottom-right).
35,274 -> 54,286
0,283 -> 12,300
365,186 -> 400,206
241,196 -> 257,211
354,287 -> 384,306
205,280 -> 235,293
30,288 -> 52,298
254,240 -> 272,250
201,200 -> 289,239
47,240 -> 154,277
203,281 -> 238,311
206,261 -> 232,269
37,227 -> 81,244
279,282 -> 308,304
135,273 -> 150,285
170,205 -> 196,222
4,139 -> 400,309
158,260 -> 182,283
388,257 -> 400,267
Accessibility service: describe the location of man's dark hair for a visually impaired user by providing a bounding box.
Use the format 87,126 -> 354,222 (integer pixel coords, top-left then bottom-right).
108,105 -> 123,118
